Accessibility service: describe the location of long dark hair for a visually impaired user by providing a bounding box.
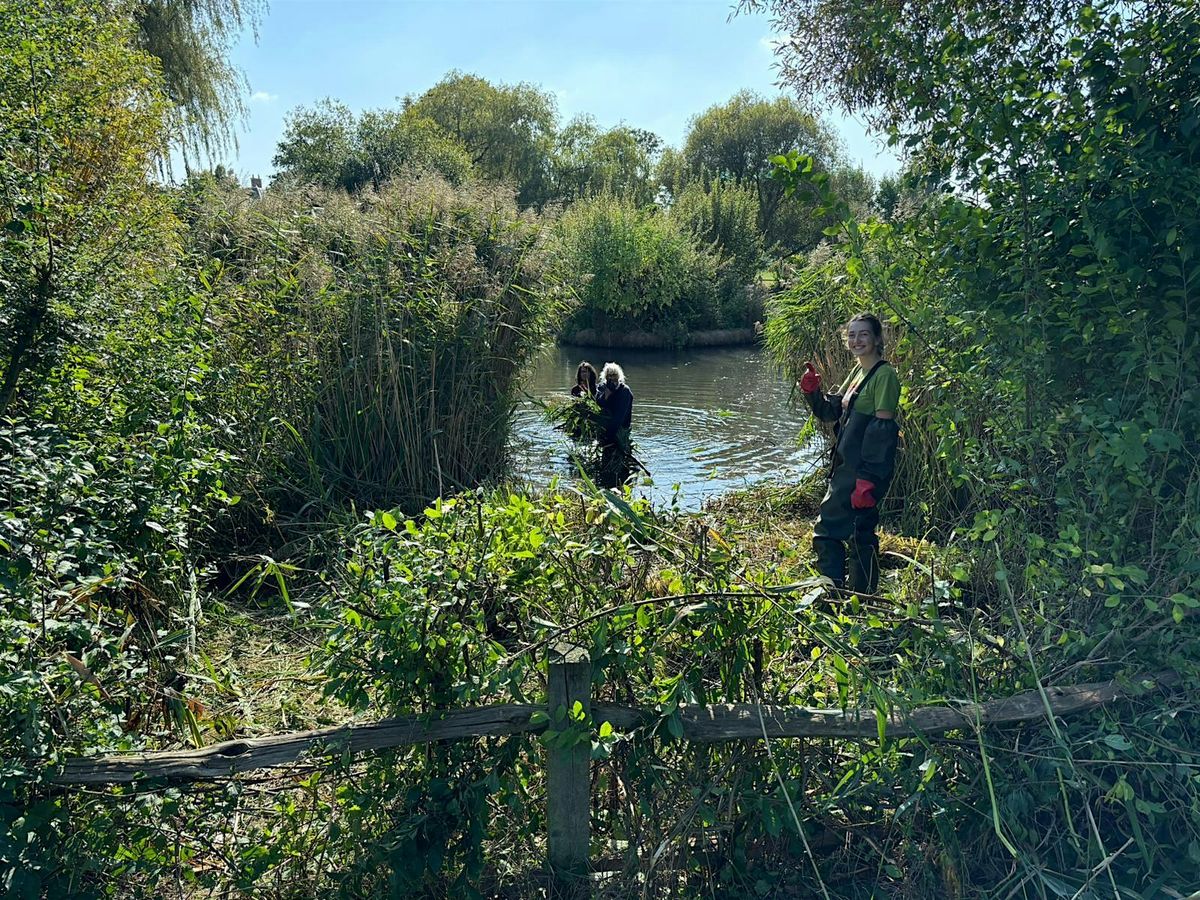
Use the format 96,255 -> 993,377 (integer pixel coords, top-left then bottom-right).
575,361 -> 598,395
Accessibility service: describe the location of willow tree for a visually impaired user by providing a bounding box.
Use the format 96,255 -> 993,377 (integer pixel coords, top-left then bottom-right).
667,90 -> 845,251
0,0 -> 174,416
134,0 -> 265,164
405,72 -> 558,207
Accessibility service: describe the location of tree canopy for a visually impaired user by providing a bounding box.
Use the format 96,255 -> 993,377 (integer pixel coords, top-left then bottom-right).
669,90 -> 846,251
404,71 -> 558,207
273,100 -> 473,192
551,116 -> 660,206
133,0 -> 265,164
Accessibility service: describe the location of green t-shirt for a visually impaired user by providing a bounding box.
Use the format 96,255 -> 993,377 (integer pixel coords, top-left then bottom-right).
839,362 -> 901,417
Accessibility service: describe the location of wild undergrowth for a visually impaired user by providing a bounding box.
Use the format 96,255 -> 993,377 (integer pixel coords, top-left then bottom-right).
8,481 -> 1186,898
5,0 -> 1199,896
756,1 -> 1200,893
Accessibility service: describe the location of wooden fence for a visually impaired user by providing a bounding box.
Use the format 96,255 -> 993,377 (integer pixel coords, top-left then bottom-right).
52,644 -> 1171,891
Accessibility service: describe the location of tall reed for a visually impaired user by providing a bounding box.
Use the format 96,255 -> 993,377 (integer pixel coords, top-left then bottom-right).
181,175 -> 565,517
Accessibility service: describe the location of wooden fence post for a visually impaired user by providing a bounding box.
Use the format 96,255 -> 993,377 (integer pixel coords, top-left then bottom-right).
546,641 -> 591,892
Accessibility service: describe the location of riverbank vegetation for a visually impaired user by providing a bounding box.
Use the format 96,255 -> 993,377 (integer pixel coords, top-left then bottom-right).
758,0 -> 1200,891
268,72 -> 875,343
3,0 -> 1198,897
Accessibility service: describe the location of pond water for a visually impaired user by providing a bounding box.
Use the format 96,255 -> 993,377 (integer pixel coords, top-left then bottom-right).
509,344 -> 822,510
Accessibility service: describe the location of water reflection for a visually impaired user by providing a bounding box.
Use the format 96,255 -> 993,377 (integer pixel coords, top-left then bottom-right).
509,344 -> 822,510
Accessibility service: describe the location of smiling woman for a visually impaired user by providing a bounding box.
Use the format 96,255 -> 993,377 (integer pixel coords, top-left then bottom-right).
798,312 -> 901,594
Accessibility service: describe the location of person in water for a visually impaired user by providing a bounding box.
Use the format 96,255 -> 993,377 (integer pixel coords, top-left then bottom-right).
800,313 -> 901,594
595,362 -> 634,485
571,361 -> 598,398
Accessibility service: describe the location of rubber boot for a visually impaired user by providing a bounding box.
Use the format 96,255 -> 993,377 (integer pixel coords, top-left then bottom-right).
813,536 -> 846,588
849,515 -> 880,595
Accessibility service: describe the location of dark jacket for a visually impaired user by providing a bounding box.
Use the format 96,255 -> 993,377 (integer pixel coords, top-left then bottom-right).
595,383 -> 633,441
805,369 -> 899,493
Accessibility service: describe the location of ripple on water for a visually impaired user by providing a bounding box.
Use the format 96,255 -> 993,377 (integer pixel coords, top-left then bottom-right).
509,345 -> 823,510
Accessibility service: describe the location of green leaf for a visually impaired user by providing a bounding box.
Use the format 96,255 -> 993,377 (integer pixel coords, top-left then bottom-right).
666,713 -> 684,740
1103,734 -> 1133,751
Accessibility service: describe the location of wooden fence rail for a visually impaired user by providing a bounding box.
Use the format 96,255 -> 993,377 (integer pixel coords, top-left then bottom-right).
50,646 -> 1173,891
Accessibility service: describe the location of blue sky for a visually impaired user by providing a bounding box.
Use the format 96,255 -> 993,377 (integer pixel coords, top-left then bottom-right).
227,0 -> 899,184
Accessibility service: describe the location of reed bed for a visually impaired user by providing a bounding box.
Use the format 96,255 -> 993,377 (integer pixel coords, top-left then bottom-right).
181,175 -> 567,517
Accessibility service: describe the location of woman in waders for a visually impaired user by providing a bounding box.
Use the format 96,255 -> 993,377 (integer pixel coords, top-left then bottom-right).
595,362 -> 634,488
800,314 -> 901,594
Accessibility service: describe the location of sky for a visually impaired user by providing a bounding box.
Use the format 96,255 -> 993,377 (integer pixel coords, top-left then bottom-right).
226,0 -> 900,185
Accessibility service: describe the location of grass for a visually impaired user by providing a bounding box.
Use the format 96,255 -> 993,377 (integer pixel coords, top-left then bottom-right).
186,606 -> 342,742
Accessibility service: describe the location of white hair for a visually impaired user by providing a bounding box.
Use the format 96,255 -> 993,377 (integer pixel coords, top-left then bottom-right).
600,362 -> 625,385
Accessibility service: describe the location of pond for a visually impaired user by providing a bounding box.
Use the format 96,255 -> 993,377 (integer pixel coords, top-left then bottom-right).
509,344 -> 823,510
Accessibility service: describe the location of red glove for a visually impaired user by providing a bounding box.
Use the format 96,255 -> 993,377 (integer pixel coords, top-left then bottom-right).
799,362 -> 821,393
850,479 -> 877,509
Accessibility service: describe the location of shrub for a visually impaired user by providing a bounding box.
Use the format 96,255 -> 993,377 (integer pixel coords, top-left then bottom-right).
554,193 -> 718,336
0,0 -> 173,420
670,179 -> 763,327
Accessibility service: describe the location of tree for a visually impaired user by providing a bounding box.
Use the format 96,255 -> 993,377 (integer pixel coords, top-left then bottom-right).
672,90 -> 843,250
272,100 -> 473,192
133,0 -> 266,163
551,116 -> 659,206
0,0 -> 173,416
354,109 -> 473,189
271,99 -> 356,189
405,71 -> 557,207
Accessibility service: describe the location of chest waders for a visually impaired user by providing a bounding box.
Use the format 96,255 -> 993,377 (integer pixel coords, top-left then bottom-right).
812,360 -> 889,594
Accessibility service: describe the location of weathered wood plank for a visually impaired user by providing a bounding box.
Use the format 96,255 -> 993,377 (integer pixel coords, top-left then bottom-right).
672,679 -> 1153,742
51,674 -> 1171,785
52,704 -> 545,784
594,675 -> 1173,742
546,642 -> 592,890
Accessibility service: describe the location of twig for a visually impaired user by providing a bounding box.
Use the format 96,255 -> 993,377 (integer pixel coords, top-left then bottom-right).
1070,838 -> 1134,900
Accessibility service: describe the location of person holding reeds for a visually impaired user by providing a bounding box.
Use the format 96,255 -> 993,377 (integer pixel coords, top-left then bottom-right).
571,361 -> 598,398
596,362 -> 634,485
799,313 -> 900,594
559,361 -> 601,441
